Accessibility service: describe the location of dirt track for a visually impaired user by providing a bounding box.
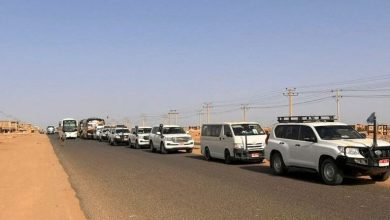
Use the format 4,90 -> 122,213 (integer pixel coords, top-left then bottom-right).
0,134 -> 86,220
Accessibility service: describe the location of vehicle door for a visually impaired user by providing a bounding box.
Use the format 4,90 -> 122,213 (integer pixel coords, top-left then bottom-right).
275,125 -> 301,166
151,127 -> 158,147
291,125 -> 318,169
208,125 -> 223,159
222,125 -> 234,156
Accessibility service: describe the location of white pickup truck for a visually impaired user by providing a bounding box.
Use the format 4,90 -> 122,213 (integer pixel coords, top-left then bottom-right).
129,126 -> 152,149
149,124 -> 194,154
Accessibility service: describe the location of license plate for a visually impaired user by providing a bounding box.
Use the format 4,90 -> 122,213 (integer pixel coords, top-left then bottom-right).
179,142 -> 186,145
379,159 -> 389,167
251,153 -> 260,158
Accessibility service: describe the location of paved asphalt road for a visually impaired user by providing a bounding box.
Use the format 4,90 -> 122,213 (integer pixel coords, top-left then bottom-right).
49,136 -> 390,220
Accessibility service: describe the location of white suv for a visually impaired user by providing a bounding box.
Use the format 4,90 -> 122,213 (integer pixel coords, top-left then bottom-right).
108,127 -> 131,146
149,125 -> 194,154
265,116 -> 390,185
129,126 -> 152,149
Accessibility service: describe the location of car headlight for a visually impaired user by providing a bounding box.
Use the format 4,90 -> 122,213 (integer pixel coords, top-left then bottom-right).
345,147 -> 364,158
115,135 -> 120,139
234,143 -> 243,148
165,137 -> 174,141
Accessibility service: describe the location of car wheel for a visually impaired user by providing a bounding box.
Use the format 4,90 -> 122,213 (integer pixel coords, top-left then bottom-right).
150,142 -> 156,152
370,171 -> 390,182
204,147 -> 212,161
186,148 -> 193,153
271,152 -> 287,175
224,149 -> 232,164
320,158 -> 343,185
160,142 -> 167,154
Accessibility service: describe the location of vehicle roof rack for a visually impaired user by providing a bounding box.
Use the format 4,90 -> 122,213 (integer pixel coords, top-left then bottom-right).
277,115 -> 336,123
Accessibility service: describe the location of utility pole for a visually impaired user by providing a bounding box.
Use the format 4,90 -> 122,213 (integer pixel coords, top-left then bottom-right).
168,110 -> 179,124
332,89 -> 342,121
283,88 -> 298,117
197,109 -> 203,129
241,104 -> 250,122
203,103 -> 212,123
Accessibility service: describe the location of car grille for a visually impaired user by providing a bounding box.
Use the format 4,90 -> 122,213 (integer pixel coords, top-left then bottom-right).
175,137 -> 190,142
360,147 -> 390,159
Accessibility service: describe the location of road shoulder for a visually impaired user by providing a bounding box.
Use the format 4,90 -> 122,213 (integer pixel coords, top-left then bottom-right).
0,134 -> 86,220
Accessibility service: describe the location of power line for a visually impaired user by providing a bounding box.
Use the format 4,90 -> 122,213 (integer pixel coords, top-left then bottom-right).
283,88 -> 298,116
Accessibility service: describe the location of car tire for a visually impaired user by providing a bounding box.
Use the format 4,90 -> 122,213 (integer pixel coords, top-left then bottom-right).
186,148 -> 193,153
270,152 -> 287,175
204,147 -> 212,161
150,142 -> 156,152
320,158 -> 344,185
224,149 -> 232,164
160,142 -> 167,154
370,171 -> 390,182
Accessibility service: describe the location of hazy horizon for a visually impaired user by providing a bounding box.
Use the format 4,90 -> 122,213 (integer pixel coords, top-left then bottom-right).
1,1 -> 390,128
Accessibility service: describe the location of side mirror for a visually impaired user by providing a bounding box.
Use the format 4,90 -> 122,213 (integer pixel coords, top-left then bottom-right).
226,131 -> 232,137
360,133 -> 367,138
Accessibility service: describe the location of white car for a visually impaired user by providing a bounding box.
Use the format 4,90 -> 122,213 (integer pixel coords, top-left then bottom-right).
149,125 -> 194,154
93,125 -> 105,140
265,116 -> 390,185
108,128 -> 130,146
201,122 -> 267,164
129,126 -> 152,149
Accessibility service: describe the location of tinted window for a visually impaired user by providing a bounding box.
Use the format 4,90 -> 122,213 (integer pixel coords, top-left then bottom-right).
224,125 -> 232,136
315,125 -> 363,140
299,126 -> 316,142
163,127 -> 186,134
274,125 -> 286,138
231,124 -> 265,136
275,125 -> 299,140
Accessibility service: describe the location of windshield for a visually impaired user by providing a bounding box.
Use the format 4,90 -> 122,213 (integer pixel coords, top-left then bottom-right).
315,126 -> 363,140
116,129 -> 130,134
138,128 -> 152,134
231,124 -> 265,136
162,127 -> 186,134
63,120 -> 77,132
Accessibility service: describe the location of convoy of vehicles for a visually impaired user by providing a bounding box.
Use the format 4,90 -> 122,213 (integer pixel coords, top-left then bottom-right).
149,124 -> 194,153
58,118 -> 78,139
50,114 -> 389,185
264,116 -> 390,185
129,126 -> 152,149
201,122 -> 267,164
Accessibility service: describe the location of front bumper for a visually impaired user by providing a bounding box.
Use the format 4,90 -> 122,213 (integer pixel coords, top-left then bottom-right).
336,156 -> 390,176
165,141 -> 194,150
65,132 -> 78,139
233,148 -> 265,161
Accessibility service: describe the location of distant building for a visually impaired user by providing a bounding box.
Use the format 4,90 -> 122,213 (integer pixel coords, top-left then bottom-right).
0,120 -> 18,133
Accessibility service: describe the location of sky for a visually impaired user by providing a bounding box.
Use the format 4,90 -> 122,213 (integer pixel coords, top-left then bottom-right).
1,0 -> 390,128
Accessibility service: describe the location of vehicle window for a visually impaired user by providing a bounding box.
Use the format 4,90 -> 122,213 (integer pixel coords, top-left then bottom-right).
285,125 -> 300,140
138,128 -> 152,134
116,129 -> 130,133
162,127 -> 186,134
315,125 -> 363,140
224,125 -> 232,136
274,125 -> 286,138
299,126 -> 316,142
202,125 -> 221,137
231,124 -> 265,136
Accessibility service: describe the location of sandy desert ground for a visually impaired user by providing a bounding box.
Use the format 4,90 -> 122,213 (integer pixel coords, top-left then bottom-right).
0,133 -> 86,220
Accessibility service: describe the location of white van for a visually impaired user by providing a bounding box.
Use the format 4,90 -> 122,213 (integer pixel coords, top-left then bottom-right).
201,122 -> 267,163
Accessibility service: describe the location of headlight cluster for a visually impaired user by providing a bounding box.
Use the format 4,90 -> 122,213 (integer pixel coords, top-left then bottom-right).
234,143 -> 243,148
339,146 -> 365,159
